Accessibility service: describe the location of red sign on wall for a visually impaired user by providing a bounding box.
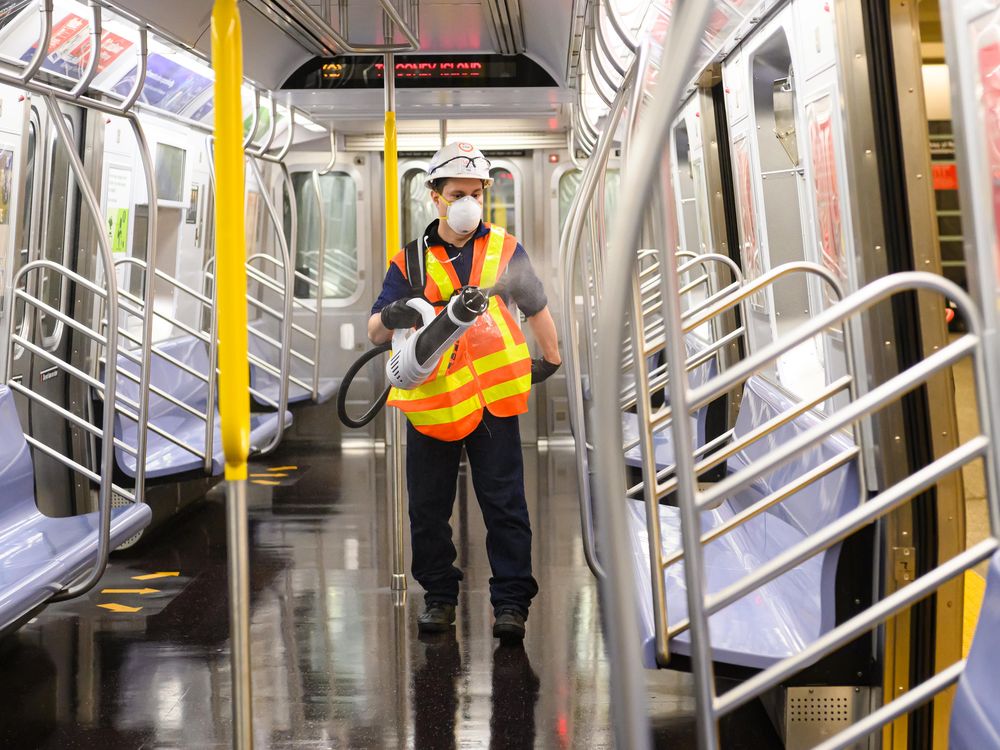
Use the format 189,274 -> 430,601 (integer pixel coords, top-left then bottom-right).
932,163 -> 959,191
808,97 -> 847,307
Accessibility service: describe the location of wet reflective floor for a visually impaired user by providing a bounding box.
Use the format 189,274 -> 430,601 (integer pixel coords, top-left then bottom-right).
0,406 -> 779,749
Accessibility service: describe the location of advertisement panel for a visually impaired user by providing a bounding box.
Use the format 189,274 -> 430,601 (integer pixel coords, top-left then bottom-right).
20,12 -> 131,79
733,135 -> 765,308
806,95 -> 847,307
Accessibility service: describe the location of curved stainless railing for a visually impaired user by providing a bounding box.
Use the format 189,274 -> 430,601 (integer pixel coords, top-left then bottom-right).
582,2 -> 1000,748
559,60 -> 637,582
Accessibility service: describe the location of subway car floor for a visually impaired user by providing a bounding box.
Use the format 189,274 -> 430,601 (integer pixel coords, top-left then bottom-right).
0,401 -> 781,749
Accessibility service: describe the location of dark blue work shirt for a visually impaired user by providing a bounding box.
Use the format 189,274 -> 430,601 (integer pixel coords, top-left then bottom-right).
371,220 -> 548,318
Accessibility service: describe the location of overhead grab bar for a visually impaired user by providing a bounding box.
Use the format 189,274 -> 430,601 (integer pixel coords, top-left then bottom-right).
319,130 -> 338,175
251,95 -> 278,156
69,1 -> 102,97
114,25 -> 149,113
19,0 -> 53,85
595,0 -> 628,78
242,88 -> 260,150
602,0 -> 637,53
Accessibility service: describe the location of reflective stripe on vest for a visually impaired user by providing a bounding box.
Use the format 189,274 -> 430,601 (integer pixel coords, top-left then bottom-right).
386,225 -> 532,440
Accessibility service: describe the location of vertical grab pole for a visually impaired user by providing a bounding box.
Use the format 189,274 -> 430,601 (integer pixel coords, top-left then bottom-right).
211,2 -> 253,749
384,48 -> 407,595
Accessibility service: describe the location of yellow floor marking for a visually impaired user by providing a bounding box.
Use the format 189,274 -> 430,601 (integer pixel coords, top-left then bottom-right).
98,603 -> 142,613
963,569 -> 987,657
252,479 -> 281,486
251,473 -> 287,478
101,588 -> 159,595
268,466 -> 297,472
132,571 -> 179,581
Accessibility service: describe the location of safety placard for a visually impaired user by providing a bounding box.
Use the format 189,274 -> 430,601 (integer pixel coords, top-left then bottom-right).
733,136 -> 764,308
20,12 -> 132,79
806,95 -> 847,308
975,26 -> 1000,281
105,166 -> 131,253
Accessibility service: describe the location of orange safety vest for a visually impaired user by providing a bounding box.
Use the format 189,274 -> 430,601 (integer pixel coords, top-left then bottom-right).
386,224 -> 532,441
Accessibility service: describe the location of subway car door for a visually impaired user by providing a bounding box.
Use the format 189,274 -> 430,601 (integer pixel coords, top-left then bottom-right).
10,102 -> 85,516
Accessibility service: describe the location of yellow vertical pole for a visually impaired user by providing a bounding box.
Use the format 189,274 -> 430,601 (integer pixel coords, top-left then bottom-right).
211,1 -> 253,747
384,51 -> 407,595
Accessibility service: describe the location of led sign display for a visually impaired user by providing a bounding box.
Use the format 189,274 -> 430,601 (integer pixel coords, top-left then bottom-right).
283,55 -> 555,89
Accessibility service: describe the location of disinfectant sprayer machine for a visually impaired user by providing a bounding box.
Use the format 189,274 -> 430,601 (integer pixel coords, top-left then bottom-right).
337,287 -> 492,428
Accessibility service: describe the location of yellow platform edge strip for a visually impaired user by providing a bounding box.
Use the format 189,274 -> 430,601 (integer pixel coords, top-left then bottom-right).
963,569 -> 987,657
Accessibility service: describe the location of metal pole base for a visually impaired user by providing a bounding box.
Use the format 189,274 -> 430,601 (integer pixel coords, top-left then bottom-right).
226,479 -> 253,750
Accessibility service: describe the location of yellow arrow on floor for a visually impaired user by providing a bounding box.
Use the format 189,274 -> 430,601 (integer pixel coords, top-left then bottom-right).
101,588 -> 160,595
252,479 -> 280,486
132,572 -> 179,581
98,603 -> 142,613
268,466 -> 297,472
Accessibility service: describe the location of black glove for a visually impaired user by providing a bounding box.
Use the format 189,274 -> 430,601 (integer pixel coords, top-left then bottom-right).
380,298 -> 421,329
530,358 -> 561,384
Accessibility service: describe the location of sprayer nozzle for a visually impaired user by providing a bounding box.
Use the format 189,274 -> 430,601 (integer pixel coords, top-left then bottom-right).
453,286 -> 489,322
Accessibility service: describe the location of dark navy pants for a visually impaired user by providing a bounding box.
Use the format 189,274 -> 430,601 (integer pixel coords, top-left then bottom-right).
406,409 -> 538,616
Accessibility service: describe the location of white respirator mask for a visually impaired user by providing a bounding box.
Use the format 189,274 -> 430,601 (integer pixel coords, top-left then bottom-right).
440,195 -> 483,235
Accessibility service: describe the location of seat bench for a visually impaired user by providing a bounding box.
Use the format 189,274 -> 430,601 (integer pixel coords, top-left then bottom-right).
113,335 -> 292,479
950,550 -> 1000,749
623,335 -> 720,471
248,319 -> 339,406
0,385 -> 150,636
627,375 -> 860,669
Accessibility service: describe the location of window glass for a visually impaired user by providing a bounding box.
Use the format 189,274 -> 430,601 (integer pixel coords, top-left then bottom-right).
603,169 -> 620,238
292,171 -> 358,300
40,114 -> 76,347
486,167 -> 516,235
155,143 -> 185,202
13,116 -> 37,359
402,167 -> 437,242
558,169 -> 582,233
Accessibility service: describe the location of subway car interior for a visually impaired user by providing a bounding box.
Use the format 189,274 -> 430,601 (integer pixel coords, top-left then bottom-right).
0,0 -> 999,748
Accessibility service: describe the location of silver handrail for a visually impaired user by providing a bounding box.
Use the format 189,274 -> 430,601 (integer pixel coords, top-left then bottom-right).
595,6 -> 997,748
594,0 -> 627,78
559,59 -> 637,583
246,155 -> 291,451
310,169 -> 327,400
590,2 -> 721,748
69,0 -> 102,97
1,101 -> 123,603
43,94 -> 122,600
602,0 -> 637,53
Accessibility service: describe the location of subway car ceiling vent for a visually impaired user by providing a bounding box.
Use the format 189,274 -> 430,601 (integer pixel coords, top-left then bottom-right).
282,54 -> 557,89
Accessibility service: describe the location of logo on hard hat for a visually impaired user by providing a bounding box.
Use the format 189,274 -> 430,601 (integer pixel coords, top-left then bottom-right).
458,142 -> 474,152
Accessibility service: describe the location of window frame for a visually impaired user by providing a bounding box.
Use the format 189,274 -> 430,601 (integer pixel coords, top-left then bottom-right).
289,164 -> 365,308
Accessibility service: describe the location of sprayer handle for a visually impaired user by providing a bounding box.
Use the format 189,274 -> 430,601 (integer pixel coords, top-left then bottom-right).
391,298 -> 438,352
406,297 -> 438,326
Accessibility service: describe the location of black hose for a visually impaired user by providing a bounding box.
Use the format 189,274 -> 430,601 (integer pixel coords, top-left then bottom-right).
337,342 -> 391,429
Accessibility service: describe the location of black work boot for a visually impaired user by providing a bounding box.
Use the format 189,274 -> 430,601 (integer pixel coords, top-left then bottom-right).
417,603 -> 456,633
492,608 -> 526,641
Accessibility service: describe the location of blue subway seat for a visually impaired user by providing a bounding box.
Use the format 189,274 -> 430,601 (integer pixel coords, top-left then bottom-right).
623,337 -> 718,471
0,385 -> 150,636
113,336 -> 293,479
626,375 -> 860,669
950,551 -> 1000,749
248,320 -> 339,406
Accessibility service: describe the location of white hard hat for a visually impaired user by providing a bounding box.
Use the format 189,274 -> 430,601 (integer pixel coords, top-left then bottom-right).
425,141 -> 493,189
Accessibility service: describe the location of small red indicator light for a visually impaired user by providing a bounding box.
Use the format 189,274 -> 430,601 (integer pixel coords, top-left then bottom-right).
548,153 -> 559,164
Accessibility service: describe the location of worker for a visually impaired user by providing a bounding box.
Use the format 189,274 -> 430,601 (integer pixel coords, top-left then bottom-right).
368,141 -> 561,641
